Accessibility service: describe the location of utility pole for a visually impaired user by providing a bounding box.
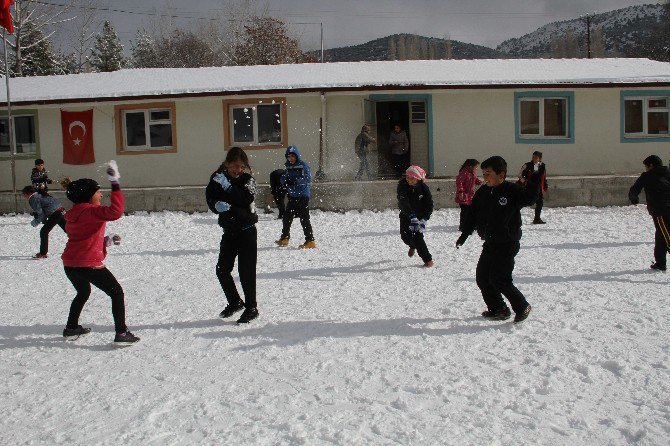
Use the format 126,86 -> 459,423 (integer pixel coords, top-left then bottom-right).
585,15 -> 592,59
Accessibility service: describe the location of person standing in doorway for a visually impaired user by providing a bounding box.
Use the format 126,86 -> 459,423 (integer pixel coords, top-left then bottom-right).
518,150 -> 548,224
354,125 -> 376,180
206,147 -> 260,324
628,155 -> 670,272
389,124 -> 409,178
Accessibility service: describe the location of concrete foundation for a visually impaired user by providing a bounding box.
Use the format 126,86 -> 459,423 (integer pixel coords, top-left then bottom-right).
2,175 -> 639,215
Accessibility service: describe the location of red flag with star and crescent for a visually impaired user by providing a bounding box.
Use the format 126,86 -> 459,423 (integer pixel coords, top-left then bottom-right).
0,0 -> 14,34
61,109 -> 95,165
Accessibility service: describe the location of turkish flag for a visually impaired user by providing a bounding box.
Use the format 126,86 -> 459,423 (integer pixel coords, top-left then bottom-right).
61,109 -> 95,165
0,0 -> 14,34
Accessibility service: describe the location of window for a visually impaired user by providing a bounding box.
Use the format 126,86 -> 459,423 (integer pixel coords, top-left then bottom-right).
0,114 -> 37,156
223,98 -> 287,150
114,102 -> 177,154
515,92 -> 574,144
411,101 -> 426,123
623,95 -> 669,138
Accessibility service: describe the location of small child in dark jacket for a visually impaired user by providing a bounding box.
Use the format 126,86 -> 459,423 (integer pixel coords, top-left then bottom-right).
22,185 -> 67,259
31,159 -> 54,191
518,151 -> 548,224
456,156 -> 538,323
398,165 -> 434,267
269,168 -> 287,219
206,147 -> 259,324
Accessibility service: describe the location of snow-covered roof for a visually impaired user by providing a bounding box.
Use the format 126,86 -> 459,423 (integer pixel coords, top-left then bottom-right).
3,58 -> 670,105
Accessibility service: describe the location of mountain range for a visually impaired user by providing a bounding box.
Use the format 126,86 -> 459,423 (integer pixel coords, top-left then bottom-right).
317,3 -> 667,61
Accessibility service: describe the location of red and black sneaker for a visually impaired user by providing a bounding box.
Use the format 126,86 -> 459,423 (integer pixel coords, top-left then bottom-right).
514,305 -> 532,323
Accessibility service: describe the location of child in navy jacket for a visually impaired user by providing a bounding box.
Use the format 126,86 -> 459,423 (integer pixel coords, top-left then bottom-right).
398,165 -> 434,267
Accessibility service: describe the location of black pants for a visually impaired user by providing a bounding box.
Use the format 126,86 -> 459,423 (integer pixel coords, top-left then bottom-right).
400,216 -> 432,262
272,192 -> 286,218
653,214 -> 670,268
458,204 -> 472,232
64,266 -> 127,333
534,194 -> 544,221
355,152 -> 372,179
39,210 -> 66,255
476,241 -> 529,314
216,226 -> 257,309
282,197 -> 314,242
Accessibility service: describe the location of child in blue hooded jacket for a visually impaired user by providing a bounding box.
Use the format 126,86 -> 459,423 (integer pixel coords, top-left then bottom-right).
22,185 -> 67,259
275,145 -> 316,249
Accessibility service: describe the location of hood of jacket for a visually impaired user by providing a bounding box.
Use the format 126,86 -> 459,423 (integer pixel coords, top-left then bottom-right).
285,145 -> 303,165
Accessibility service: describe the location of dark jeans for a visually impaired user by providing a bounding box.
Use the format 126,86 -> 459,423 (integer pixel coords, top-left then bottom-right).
282,197 -> 314,242
64,266 -> 127,333
399,216 -> 432,262
534,194 -> 544,221
39,210 -> 66,255
216,226 -> 257,309
355,152 -> 372,179
653,215 -> 670,267
458,204 -> 471,232
476,241 -> 529,314
393,154 -> 408,178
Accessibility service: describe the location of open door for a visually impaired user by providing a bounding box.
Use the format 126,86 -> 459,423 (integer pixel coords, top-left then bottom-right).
375,101 -> 410,179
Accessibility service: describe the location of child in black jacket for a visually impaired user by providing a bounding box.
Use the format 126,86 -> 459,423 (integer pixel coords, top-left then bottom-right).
456,156 -> 538,323
398,165 -> 434,267
205,147 -> 259,324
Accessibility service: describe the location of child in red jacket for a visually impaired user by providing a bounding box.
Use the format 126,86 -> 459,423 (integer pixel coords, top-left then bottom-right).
61,161 -> 139,344
455,159 -> 482,231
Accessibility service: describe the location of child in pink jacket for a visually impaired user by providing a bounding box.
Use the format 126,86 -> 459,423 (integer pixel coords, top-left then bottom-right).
455,159 -> 482,231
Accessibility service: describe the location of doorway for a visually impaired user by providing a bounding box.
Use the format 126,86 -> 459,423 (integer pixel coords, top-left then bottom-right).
375,101 -> 410,179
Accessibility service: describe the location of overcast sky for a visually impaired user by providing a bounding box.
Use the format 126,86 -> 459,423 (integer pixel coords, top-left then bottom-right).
96,0 -> 659,51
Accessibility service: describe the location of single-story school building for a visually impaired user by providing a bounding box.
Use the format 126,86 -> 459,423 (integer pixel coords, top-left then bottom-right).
1,58 -> 669,212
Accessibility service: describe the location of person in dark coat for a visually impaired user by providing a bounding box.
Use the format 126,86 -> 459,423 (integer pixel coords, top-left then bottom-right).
389,124 -> 409,178
31,159 -> 54,191
22,185 -> 67,259
456,156 -> 539,323
354,125 -> 376,180
269,168 -> 287,219
518,150 -> 548,224
206,147 -> 259,324
398,165 -> 434,267
275,145 -> 316,249
628,155 -> 670,272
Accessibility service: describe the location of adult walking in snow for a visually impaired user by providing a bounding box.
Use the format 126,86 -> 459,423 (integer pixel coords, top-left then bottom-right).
61,161 -> 139,344
456,156 -> 538,323
206,147 -> 260,324
518,150 -> 548,224
22,185 -> 67,259
628,155 -> 670,272
354,124 -> 376,180
455,159 -> 482,232
398,165 -> 434,267
389,124 -> 409,178
275,145 -> 316,249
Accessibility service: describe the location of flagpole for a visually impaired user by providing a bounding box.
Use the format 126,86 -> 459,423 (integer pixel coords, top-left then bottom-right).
2,27 -> 15,194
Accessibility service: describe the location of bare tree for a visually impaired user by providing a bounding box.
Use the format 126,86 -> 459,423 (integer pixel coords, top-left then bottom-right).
8,0 -> 75,76
590,26 -> 606,58
60,0 -> 101,74
232,16 -> 311,65
387,36 -> 396,60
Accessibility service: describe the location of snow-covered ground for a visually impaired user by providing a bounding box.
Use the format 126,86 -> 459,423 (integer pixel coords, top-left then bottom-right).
1,205 -> 669,445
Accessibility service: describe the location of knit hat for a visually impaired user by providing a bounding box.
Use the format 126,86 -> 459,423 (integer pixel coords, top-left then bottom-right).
405,165 -> 426,181
66,178 -> 100,204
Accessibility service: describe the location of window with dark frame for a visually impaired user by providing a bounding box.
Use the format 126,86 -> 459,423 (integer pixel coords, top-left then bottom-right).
123,108 -> 173,150
624,96 -> 669,136
230,103 -> 282,145
0,115 -> 37,155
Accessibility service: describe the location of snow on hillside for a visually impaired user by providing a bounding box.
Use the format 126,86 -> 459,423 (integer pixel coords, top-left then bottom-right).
497,3 -> 665,56
1,206 -> 669,444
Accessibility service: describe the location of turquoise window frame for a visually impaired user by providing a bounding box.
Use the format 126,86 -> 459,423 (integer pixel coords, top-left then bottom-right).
0,109 -> 40,160
369,94 -> 434,177
514,91 -> 575,144
620,90 -> 670,143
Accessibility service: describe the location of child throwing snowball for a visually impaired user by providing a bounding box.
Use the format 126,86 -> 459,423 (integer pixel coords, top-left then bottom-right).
398,165 -> 434,267
60,161 -> 139,344
205,147 -> 259,324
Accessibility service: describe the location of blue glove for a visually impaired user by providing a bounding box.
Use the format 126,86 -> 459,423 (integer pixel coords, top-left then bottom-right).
213,173 -> 231,191
409,217 -> 420,233
215,201 -> 231,213
30,219 -> 40,227
418,219 -> 427,233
